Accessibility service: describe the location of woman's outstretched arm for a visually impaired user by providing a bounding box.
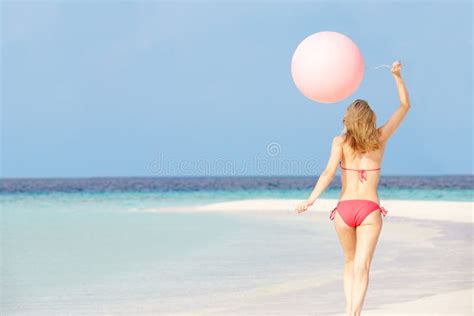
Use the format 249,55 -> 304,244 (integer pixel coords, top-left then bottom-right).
295,136 -> 343,213
379,61 -> 411,143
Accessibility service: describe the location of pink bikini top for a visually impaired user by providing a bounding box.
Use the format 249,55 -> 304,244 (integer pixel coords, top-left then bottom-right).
339,161 -> 381,183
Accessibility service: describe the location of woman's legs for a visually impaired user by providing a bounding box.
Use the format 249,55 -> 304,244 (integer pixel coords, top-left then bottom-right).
334,211 -> 357,315
350,211 -> 383,316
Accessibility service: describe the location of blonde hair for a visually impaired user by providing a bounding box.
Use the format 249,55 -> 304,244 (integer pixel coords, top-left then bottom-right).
342,99 -> 381,154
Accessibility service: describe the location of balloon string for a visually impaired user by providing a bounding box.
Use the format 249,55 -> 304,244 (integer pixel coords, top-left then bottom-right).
366,64 -> 391,70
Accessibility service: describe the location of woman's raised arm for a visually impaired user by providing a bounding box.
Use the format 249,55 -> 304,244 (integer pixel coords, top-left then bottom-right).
379,61 -> 411,143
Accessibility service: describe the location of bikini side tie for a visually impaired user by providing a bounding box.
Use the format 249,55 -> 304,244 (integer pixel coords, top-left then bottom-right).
329,206 -> 338,221
379,206 -> 388,216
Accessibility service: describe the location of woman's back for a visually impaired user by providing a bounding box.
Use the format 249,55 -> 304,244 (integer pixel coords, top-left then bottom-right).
295,60 -> 410,216
339,133 -> 386,203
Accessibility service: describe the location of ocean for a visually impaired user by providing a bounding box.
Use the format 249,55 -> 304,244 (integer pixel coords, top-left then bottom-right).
1,176 -> 472,315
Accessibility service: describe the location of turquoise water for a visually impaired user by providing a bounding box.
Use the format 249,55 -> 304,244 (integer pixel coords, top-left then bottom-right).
2,205 -> 244,311
1,181 -> 472,314
1,186 -> 472,211
2,192 -> 341,314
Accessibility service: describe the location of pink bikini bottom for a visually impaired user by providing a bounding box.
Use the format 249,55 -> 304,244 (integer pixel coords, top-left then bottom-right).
330,199 -> 388,228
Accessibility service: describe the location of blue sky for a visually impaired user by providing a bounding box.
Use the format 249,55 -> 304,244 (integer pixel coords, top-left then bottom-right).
1,1 -> 472,178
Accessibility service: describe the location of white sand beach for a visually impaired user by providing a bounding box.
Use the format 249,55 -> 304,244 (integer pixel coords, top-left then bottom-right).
194,198 -> 473,224
178,288 -> 473,316
363,287 -> 473,315
147,198 -> 473,315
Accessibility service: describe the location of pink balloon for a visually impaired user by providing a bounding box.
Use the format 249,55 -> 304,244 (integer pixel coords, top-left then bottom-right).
291,31 -> 364,103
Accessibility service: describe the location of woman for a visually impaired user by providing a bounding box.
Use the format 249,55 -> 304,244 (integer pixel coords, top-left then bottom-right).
295,61 -> 410,316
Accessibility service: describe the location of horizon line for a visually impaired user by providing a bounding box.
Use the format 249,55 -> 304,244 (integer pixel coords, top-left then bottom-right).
1,174 -> 473,181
